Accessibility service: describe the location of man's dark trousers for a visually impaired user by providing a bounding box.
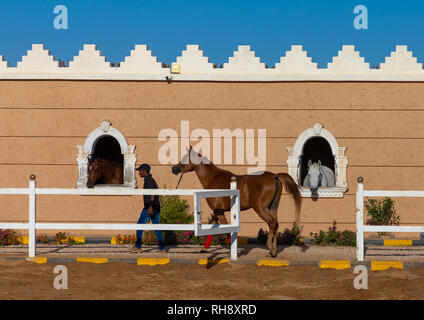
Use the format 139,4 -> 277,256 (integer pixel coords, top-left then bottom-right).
135,209 -> 164,248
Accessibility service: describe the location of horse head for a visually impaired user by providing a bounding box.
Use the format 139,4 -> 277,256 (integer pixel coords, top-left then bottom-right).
87,157 -> 103,188
306,160 -> 322,197
171,146 -> 209,176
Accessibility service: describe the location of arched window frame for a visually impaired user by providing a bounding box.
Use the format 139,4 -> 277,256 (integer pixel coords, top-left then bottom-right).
286,123 -> 348,198
76,121 -> 137,188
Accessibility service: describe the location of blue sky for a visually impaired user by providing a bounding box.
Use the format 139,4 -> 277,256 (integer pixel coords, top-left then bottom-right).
0,0 -> 422,67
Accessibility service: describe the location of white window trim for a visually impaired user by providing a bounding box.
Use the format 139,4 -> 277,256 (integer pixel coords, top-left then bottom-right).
76,121 -> 137,189
286,123 -> 348,198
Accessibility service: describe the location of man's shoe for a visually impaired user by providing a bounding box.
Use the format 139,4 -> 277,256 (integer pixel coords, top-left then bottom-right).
158,241 -> 166,251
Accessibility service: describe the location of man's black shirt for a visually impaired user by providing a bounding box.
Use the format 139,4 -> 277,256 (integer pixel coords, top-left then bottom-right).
143,174 -> 160,212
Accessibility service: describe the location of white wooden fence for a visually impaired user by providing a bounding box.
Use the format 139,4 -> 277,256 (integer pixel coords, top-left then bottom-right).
356,177 -> 424,261
0,175 -> 241,260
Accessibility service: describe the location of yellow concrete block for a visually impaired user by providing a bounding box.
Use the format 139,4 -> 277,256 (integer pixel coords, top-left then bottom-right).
198,258 -> 230,265
137,258 -> 170,266
319,260 -> 351,270
384,240 -> 412,246
20,236 -> 29,244
76,257 -> 108,264
257,260 -> 290,267
371,261 -> 403,271
26,257 -> 47,264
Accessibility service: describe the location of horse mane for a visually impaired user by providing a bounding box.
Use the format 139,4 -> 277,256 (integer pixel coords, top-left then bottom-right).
319,165 -> 335,187
192,151 -> 236,176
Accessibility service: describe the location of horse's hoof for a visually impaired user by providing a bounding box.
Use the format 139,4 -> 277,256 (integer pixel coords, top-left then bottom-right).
266,251 -> 277,258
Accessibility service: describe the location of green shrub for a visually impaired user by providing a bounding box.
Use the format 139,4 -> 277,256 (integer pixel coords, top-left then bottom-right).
0,229 -> 21,246
159,187 -> 193,224
310,221 -> 356,246
159,187 -> 194,245
257,223 -> 303,246
365,198 -> 400,236
257,229 -> 268,245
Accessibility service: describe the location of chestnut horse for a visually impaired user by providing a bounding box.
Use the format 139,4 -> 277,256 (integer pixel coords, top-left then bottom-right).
86,157 -> 123,188
172,147 -> 302,257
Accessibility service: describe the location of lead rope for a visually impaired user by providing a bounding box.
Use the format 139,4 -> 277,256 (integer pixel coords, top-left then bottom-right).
175,172 -> 184,189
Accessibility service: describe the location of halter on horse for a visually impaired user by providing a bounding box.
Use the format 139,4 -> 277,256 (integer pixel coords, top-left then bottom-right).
172,146 -> 302,257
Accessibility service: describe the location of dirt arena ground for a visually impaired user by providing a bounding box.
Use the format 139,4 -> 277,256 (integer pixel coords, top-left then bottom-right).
0,258 -> 423,300
1,243 -> 424,300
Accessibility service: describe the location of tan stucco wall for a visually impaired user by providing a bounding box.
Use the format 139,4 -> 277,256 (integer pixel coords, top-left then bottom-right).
0,81 -> 423,238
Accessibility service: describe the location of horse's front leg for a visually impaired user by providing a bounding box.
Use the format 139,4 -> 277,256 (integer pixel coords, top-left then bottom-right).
215,209 -> 228,224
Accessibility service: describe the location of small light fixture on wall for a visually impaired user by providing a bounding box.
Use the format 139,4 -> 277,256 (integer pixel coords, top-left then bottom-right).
171,63 -> 181,74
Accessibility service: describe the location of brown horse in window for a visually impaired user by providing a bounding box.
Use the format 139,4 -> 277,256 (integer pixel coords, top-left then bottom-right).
171,147 -> 302,257
86,156 -> 123,188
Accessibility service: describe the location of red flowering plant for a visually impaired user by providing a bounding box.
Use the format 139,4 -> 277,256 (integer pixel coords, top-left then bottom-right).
143,230 -> 160,246
310,221 -> 356,246
279,223 -> 303,245
0,229 -> 21,246
176,231 -> 221,246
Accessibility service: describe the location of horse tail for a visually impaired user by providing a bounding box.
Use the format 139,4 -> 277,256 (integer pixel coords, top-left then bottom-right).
268,176 -> 282,215
276,173 -> 302,230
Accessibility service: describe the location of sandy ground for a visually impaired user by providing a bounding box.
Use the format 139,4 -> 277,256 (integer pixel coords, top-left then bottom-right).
1,244 -> 424,300
0,259 -> 423,300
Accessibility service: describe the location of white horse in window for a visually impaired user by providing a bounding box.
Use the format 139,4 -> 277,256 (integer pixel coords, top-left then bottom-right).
303,160 -> 335,198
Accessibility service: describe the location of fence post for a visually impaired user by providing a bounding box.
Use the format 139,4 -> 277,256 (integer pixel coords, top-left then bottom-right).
356,177 -> 364,261
193,193 -> 202,236
28,174 -> 36,258
230,176 -> 239,261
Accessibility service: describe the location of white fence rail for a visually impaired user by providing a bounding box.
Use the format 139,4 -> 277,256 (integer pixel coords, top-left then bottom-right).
356,177 -> 424,261
0,175 -> 241,260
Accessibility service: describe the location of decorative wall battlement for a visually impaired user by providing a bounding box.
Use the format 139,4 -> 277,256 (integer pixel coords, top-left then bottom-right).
1,44 -> 423,81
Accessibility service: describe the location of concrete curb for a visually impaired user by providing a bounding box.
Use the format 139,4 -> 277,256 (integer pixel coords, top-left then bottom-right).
5,256 -> 424,269
365,239 -> 424,246
17,236 -> 424,246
